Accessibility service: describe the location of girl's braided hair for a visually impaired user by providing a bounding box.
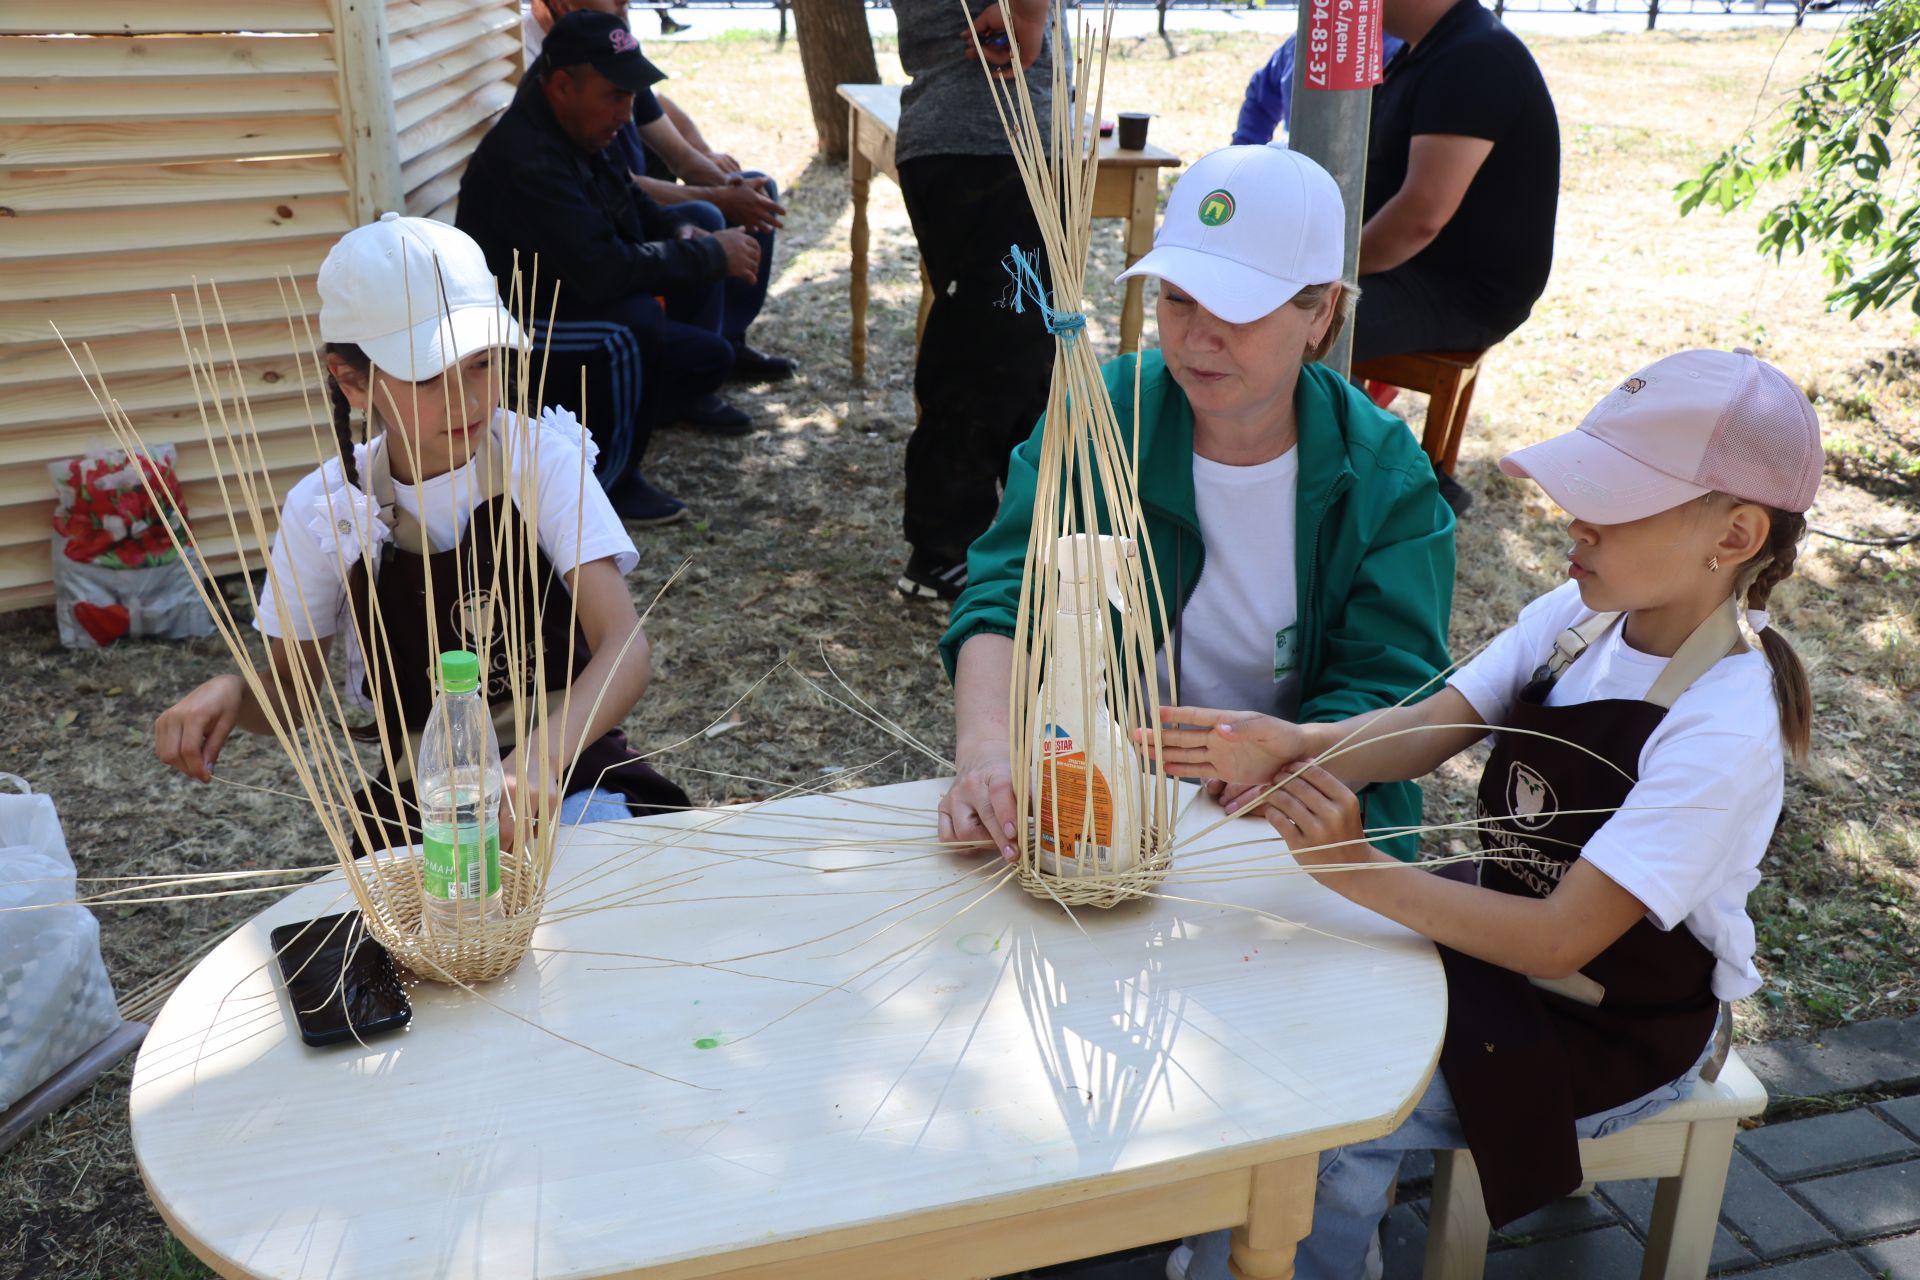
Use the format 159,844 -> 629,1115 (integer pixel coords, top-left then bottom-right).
323,341 -> 383,744
325,342 -> 371,488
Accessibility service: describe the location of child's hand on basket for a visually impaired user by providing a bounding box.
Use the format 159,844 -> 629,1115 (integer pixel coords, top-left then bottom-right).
500,751 -> 565,854
1135,707 -> 1313,787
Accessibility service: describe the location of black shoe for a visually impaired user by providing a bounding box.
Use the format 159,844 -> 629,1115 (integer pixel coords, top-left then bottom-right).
728,344 -> 798,385
669,393 -> 754,437
897,550 -> 968,602
1436,469 -> 1475,518
658,14 -> 691,33
607,473 -> 688,526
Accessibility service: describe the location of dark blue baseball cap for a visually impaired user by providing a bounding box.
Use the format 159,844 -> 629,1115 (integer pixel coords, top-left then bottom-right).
538,10 -> 667,93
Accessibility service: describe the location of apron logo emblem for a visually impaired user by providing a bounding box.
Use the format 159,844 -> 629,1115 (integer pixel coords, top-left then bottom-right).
1508,762 -> 1556,830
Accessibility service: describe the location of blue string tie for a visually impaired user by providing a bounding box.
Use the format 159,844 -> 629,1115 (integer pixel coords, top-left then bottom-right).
1002,245 -> 1085,343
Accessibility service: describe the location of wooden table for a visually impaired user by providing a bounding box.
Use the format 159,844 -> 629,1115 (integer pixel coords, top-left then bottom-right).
838,82 -> 1181,382
132,779 -> 1443,1279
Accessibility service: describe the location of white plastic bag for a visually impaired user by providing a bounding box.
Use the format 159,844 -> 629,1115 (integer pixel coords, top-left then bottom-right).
0,774 -> 121,1111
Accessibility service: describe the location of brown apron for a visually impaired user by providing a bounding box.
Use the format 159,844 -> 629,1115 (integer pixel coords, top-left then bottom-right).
342,433 -> 688,855
1438,597 -> 1741,1226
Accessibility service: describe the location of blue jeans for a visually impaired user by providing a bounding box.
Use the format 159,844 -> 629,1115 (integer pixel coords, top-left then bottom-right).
1183,1028 -> 1719,1280
557,786 -> 632,827
668,173 -> 777,350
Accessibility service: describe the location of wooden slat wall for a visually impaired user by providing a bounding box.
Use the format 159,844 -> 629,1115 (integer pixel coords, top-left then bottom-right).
390,0 -> 520,223
0,0 -> 521,610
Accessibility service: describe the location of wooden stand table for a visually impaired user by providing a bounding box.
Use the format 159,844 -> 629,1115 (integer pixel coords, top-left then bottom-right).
837,83 -> 1181,382
133,779 -> 1442,1279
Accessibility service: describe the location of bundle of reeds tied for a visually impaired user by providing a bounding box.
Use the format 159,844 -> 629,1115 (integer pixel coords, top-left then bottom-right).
62,272 -> 609,986
972,1 -> 1180,907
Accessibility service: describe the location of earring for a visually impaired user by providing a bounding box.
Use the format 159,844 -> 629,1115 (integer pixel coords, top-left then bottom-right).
1708,556 -> 1720,573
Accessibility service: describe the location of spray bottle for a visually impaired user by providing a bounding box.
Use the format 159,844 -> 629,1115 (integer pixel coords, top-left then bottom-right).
1034,533 -> 1145,877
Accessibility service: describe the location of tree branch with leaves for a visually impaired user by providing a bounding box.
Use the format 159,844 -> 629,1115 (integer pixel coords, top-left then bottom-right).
1678,0 -> 1920,318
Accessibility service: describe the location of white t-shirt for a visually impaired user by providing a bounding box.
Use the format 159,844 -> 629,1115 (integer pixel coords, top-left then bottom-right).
1154,449 -> 1301,719
1449,581 -> 1782,1001
255,407 -> 637,709
522,7 -> 545,63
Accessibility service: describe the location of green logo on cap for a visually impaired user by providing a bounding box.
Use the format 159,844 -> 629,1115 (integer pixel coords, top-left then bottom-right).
1198,189 -> 1236,227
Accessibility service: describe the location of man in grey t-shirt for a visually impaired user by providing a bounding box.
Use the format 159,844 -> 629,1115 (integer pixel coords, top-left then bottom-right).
890,0 -> 1059,603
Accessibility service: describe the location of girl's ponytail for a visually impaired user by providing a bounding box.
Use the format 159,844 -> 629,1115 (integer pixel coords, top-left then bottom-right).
1747,509 -> 1813,766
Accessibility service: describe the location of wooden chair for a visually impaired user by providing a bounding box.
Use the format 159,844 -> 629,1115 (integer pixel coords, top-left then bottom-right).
1423,1049 -> 1769,1280
1351,349 -> 1488,477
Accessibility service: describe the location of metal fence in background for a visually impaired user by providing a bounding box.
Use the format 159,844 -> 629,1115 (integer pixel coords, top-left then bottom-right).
662,0 -> 1871,32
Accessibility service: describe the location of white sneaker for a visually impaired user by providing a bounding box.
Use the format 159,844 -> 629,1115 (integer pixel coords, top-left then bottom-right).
1165,1243 -> 1193,1280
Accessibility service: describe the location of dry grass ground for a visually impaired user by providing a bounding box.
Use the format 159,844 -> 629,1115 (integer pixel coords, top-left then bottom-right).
3,23 -> 1917,1279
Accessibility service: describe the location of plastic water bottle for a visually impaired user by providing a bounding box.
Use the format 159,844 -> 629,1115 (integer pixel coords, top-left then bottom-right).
418,650 -> 503,932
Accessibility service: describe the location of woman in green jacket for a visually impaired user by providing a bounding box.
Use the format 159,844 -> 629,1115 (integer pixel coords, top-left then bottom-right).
937,144 -> 1455,863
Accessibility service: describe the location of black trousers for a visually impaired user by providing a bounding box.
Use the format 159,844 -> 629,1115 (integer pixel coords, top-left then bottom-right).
1352,263 -> 1513,363
897,154 -> 1056,564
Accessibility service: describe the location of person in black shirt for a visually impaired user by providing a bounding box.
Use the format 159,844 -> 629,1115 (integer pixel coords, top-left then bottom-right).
1356,0 -> 1559,363
457,11 -> 765,521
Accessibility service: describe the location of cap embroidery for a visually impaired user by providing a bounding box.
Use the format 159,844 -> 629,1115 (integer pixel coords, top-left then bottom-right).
1198,189 -> 1236,227
1619,377 -> 1647,394
609,28 -> 640,53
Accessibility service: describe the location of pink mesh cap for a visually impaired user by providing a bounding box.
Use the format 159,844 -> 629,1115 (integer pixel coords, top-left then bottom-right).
1500,348 -> 1823,524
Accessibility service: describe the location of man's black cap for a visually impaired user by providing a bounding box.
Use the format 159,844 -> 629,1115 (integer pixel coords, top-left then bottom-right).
538,10 -> 667,93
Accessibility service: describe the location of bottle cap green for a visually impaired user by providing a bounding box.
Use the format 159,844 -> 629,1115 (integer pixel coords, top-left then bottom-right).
439,649 -> 480,694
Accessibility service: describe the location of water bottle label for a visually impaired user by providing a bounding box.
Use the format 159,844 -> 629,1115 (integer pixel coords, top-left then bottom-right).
423,819 -> 500,901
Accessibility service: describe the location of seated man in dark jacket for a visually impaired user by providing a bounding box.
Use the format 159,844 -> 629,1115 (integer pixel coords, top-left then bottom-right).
458,10 -> 765,521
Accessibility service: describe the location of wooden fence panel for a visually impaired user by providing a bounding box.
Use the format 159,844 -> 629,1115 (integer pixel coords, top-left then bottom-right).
0,0 -> 519,610
392,0 -> 520,219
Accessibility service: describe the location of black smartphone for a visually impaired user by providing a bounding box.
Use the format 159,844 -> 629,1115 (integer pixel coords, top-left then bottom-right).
269,911 -> 411,1047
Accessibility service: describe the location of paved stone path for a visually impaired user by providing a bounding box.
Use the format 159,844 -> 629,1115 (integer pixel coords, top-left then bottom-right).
998,1012 -> 1920,1279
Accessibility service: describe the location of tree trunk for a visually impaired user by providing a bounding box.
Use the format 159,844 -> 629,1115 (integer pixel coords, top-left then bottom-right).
795,0 -> 880,160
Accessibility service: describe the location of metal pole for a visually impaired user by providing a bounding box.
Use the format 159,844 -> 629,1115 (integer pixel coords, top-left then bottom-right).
1288,4 -> 1372,378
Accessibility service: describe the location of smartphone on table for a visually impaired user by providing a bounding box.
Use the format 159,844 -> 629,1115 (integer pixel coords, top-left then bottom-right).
269,911 -> 411,1047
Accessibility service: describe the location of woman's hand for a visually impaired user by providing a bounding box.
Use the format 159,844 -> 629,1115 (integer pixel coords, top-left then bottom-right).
1266,763 -> 1372,865
940,742 -> 1019,860
154,675 -> 246,782
1136,706 -> 1316,786
499,750 -> 564,854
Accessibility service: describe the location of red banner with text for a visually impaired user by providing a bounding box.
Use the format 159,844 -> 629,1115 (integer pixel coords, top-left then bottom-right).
1301,0 -> 1384,92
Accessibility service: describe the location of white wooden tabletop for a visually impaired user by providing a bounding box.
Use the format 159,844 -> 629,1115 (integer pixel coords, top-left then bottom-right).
132,778 -> 1443,1279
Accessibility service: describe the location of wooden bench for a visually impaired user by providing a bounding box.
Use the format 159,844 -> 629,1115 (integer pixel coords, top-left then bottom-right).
1351,348 -> 1488,477
1423,1049 -> 1769,1280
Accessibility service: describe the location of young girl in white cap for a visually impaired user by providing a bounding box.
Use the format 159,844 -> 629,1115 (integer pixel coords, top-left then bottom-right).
154,214 -> 686,849
1147,347 -> 1822,1279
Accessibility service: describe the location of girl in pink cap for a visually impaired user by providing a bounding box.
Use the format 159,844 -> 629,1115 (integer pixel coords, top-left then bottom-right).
1147,347 -> 1822,1280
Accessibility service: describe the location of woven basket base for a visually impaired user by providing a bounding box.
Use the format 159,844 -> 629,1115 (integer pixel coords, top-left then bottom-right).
357,850 -> 541,985
1015,823 -> 1172,909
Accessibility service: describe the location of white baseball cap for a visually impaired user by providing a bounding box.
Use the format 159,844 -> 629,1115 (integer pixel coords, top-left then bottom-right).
1115,144 -> 1345,324
317,213 -> 523,381
1501,348 -> 1823,523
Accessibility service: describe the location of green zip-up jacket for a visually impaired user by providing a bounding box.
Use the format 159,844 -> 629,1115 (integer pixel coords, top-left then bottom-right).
939,351 -> 1456,861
